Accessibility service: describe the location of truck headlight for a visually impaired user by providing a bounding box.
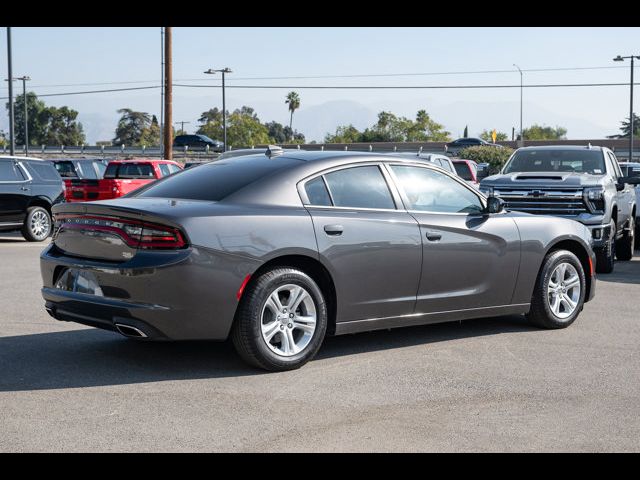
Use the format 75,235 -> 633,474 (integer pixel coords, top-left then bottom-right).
584,186 -> 605,213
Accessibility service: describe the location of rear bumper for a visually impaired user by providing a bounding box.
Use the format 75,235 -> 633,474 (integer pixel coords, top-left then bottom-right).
40,243 -> 260,340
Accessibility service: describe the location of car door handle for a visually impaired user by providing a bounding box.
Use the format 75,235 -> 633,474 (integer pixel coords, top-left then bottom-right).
425,231 -> 442,241
323,224 -> 344,236
20,186 -> 29,191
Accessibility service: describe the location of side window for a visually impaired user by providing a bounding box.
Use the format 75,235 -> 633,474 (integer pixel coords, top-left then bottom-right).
304,177 -> 332,206
0,161 -> 25,182
167,164 -> 181,174
391,165 -> 484,214
158,164 -> 171,177
94,162 -> 107,178
608,152 -> 623,178
27,162 -> 60,181
605,152 -> 620,179
323,165 -> 395,210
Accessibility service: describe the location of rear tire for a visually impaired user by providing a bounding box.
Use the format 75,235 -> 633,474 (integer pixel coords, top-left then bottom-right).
595,220 -> 616,274
21,206 -> 52,242
616,216 -> 635,261
231,268 -> 328,371
527,249 -> 586,329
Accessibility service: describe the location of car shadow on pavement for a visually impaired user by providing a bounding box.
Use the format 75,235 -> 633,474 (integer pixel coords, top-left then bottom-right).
0,315 -> 537,392
596,257 -> 640,285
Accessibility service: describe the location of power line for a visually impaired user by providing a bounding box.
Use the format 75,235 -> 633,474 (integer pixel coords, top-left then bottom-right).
3,81 -> 640,100
20,64 -> 639,89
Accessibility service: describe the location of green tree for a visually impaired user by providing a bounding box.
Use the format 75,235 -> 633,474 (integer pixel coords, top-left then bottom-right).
0,129 -> 6,147
285,91 -> 301,138
607,114 -> 640,139
265,121 -> 305,144
113,108 -> 152,145
522,124 -> 567,140
408,110 -> 451,141
138,115 -> 161,146
463,125 -> 468,137
480,129 -> 509,142
324,124 -> 363,143
197,106 -> 270,148
6,92 -> 84,146
40,106 -> 85,146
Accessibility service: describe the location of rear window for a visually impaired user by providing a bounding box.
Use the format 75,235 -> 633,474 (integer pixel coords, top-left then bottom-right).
453,162 -> 473,180
54,161 -> 78,178
105,163 -> 156,179
75,161 -> 99,179
134,155 -> 301,201
27,162 -> 61,181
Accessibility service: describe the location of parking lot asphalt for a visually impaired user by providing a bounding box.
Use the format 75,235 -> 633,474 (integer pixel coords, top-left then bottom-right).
1,232 -> 639,452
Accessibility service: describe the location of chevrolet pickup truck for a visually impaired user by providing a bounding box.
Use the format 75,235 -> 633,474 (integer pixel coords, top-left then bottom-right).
480,145 -> 639,273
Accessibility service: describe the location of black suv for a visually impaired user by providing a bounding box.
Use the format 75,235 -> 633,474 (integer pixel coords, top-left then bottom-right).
0,156 -> 64,241
173,134 -> 224,152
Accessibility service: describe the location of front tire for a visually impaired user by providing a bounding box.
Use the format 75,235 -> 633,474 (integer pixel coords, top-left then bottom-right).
231,268 -> 328,371
21,206 -> 52,242
616,216 -> 635,261
527,249 -> 586,329
595,220 -> 616,274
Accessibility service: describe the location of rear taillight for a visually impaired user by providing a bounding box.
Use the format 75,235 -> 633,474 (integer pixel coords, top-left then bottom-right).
55,215 -> 187,249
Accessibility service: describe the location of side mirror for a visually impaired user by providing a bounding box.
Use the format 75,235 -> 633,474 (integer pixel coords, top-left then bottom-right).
486,196 -> 505,214
476,168 -> 490,180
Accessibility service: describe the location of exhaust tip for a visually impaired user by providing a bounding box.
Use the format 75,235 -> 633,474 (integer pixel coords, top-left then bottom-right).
115,323 -> 148,338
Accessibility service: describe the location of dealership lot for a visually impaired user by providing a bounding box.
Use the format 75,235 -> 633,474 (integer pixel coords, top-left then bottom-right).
1,232 -> 639,452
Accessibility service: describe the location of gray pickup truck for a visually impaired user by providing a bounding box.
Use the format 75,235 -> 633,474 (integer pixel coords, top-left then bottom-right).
480,145 -> 639,273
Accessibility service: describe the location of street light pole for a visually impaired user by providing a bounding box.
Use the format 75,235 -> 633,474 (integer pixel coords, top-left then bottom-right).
614,54 -> 640,161
513,64 -> 523,147
204,67 -> 232,151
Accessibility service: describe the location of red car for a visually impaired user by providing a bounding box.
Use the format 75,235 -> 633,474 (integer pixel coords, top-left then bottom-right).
52,158 -> 110,203
96,159 -> 183,200
452,159 -> 480,187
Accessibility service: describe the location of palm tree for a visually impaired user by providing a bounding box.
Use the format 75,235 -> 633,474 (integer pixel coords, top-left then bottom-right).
285,91 -> 301,141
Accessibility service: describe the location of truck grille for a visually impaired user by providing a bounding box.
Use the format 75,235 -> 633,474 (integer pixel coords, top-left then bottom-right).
494,188 -> 587,215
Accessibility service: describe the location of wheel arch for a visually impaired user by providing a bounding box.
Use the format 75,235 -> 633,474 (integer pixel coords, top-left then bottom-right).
26,196 -> 53,215
242,254 -> 338,335
545,238 -> 593,301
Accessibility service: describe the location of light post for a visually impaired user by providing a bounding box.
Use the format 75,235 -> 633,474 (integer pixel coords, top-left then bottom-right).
613,54 -> 640,161
513,64 -> 523,147
14,76 -> 30,155
204,67 -> 232,151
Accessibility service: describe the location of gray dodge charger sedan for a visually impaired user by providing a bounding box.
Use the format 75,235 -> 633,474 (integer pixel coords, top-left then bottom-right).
40,149 -> 596,371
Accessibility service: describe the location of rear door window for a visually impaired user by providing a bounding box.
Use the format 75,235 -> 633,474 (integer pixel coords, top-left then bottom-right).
54,161 -> 78,178
304,177 -> 332,206
323,165 -> 395,210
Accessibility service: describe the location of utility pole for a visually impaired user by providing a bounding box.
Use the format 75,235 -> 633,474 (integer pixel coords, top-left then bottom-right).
6,28 -> 15,156
14,76 -> 30,155
614,54 -> 640,161
160,27 -> 165,158
163,27 -> 173,160
175,121 -> 190,134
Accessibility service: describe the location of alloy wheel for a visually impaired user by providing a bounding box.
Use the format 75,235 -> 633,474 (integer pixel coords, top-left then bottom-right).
547,262 -> 581,319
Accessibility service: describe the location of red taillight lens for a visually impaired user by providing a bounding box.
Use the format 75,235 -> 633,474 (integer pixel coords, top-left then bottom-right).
55,215 -> 186,250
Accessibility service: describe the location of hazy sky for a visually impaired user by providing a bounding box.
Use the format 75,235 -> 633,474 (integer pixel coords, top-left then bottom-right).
1,27 -> 639,144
